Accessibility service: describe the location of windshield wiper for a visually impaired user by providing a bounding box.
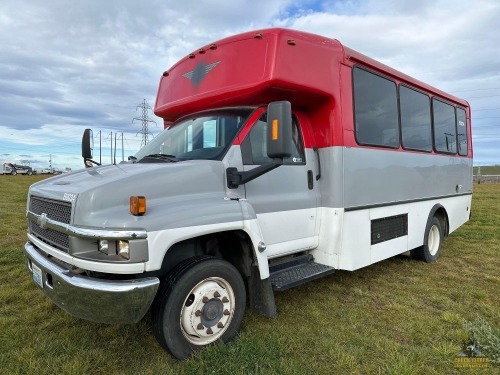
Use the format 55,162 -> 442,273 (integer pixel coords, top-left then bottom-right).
140,154 -> 178,163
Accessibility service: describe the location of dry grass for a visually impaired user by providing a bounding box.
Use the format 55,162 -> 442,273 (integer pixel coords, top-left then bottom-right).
0,175 -> 498,374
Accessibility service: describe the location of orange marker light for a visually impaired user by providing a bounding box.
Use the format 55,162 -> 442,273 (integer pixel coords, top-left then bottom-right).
272,119 -> 279,140
130,196 -> 146,216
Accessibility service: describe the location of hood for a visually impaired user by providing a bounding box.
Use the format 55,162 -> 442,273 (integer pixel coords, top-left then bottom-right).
29,160 -> 228,228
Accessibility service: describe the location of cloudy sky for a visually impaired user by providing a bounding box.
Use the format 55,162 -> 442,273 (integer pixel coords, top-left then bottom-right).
1,0 -> 499,171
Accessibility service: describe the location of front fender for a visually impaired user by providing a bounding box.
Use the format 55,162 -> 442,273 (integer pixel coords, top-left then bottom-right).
238,199 -> 270,279
145,196 -> 270,280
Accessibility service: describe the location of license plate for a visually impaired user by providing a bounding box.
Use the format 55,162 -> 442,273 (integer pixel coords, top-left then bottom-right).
32,263 -> 43,288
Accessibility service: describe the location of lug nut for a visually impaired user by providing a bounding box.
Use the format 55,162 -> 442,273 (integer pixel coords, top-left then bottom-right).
217,322 -> 224,329
222,297 -> 229,303
214,291 -> 220,298
197,323 -> 204,330
195,310 -> 202,317
206,328 -> 213,334
223,309 -> 230,316
202,296 -> 209,303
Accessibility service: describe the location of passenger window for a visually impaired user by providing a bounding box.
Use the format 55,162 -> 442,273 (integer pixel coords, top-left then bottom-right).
433,99 -> 457,154
353,67 -> 399,148
202,120 -> 217,148
400,86 -> 432,151
242,113 -> 305,165
456,108 -> 468,156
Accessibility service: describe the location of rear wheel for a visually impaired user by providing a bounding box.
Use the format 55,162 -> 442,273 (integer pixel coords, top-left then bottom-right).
412,216 -> 443,262
151,257 -> 246,360
11,170 -> 17,175
27,170 -> 33,175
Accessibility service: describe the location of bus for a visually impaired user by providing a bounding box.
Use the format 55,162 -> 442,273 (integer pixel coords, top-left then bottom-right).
24,28 -> 472,359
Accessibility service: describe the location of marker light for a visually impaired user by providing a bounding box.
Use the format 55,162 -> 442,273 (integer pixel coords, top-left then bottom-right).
272,119 -> 279,140
130,196 -> 146,216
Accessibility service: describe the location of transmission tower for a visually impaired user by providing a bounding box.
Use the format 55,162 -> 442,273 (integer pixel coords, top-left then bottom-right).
133,99 -> 157,147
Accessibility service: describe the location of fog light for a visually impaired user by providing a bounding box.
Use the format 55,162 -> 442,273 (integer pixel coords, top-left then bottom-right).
117,240 -> 130,260
98,240 -> 108,254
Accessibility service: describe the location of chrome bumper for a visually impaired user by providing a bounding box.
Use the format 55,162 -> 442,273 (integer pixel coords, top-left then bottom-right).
23,242 -> 159,324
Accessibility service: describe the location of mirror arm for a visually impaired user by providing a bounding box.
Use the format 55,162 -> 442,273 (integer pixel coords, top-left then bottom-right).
226,159 -> 283,189
84,158 -> 101,168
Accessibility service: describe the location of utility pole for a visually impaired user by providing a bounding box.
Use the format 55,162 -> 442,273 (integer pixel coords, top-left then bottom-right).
99,130 -> 102,165
133,99 -> 157,147
114,132 -> 117,165
110,131 -> 113,164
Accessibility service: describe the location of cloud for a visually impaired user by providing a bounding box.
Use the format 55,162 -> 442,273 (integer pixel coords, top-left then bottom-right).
0,0 -> 499,168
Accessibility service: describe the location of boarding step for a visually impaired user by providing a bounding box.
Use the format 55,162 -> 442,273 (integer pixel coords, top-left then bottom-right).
269,254 -> 335,292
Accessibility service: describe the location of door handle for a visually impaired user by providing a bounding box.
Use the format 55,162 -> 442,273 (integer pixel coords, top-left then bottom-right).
307,170 -> 314,190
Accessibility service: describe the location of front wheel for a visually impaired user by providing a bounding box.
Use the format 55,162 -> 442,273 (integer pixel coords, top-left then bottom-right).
412,216 -> 443,262
11,170 -> 17,175
151,257 -> 246,360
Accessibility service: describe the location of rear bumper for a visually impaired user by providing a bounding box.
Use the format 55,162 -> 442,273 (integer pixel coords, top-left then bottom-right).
23,242 -> 159,324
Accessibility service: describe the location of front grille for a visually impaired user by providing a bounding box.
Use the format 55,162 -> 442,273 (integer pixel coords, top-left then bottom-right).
30,196 -> 72,224
29,196 -> 72,251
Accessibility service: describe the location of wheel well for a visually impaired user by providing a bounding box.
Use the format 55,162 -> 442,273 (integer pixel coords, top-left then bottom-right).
432,206 -> 449,237
153,230 -> 255,280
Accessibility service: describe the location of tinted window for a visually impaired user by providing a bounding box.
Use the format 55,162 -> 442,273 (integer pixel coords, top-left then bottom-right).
242,113 -> 305,165
433,99 -> 456,154
456,108 -> 468,156
353,67 -> 399,147
400,86 -> 432,151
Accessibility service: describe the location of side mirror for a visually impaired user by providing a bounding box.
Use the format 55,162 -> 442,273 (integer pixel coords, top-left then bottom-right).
82,129 -> 100,167
267,101 -> 292,159
226,101 -> 293,189
82,129 -> 94,159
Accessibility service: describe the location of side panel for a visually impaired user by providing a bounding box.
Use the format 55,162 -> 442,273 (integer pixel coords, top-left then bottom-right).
312,194 -> 471,271
311,146 -> 472,270
342,147 -> 473,209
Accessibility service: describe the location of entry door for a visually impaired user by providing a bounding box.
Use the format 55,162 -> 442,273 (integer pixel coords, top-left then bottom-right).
240,112 -> 318,257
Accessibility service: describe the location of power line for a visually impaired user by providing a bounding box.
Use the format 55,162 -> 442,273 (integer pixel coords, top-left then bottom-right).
465,94 -> 500,99
451,86 -> 500,93
133,99 -> 157,147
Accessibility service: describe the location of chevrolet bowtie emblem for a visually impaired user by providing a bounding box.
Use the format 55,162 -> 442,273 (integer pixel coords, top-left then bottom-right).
183,61 -> 220,85
38,213 -> 48,229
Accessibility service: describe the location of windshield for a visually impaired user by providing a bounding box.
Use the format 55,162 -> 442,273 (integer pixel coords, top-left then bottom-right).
135,108 -> 252,162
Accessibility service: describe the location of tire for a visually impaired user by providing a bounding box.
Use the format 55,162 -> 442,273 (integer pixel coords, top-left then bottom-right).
412,216 -> 443,263
27,170 -> 33,175
11,170 -> 17,176
151,257 -> 246,360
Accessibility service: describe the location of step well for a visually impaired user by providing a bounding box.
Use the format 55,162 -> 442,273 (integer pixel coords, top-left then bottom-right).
269,254 -> 335,292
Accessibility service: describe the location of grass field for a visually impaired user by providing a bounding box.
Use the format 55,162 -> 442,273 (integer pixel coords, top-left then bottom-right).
0,175 -> 498,374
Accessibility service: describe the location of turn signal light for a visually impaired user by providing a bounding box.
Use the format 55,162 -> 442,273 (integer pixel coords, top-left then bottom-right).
272,119 -> 279,140
130,196 -> 146,216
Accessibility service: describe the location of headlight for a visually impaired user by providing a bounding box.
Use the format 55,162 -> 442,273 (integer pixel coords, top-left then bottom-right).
98,240 -> 109,254
117,240 -> 130,260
